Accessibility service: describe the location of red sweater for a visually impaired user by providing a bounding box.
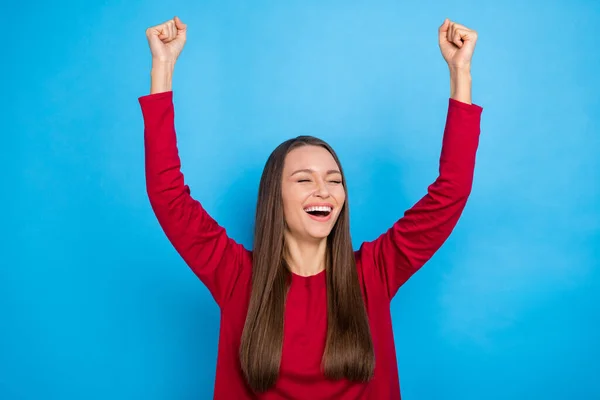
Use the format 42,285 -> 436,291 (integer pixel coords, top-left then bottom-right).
139,91 -> 483,399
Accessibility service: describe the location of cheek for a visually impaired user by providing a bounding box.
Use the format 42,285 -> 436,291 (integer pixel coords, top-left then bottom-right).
334,187 -> 346,207
281,186 -> 305,222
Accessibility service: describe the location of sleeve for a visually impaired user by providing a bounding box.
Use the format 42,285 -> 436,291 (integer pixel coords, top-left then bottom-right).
360,98 -> 483,300
139,91 -> 248,308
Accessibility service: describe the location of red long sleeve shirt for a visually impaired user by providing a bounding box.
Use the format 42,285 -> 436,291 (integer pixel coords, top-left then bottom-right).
139,91 -> 483,399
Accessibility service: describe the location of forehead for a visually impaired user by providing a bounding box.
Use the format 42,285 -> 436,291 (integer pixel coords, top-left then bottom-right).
283,145 -> 339,173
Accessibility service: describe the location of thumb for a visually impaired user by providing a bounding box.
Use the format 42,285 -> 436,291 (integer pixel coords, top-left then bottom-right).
146,27 -> 165,47
461,34 -> 477,53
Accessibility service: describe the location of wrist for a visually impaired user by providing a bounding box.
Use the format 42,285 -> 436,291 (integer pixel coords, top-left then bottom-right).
449,66 -> 471,78
449,67 -> 472,104
152,58 -> 176,70
150,60 -> 175,94
449,62 -> 471,73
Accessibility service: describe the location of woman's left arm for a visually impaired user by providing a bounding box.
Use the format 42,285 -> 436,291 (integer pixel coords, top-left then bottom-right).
359,19 -> 483,299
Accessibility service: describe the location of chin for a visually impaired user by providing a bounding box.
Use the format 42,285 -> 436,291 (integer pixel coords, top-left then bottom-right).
304,226 -> 334,240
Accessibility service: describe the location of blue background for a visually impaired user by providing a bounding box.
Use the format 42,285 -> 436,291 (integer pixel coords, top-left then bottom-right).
2,0 -> 599,399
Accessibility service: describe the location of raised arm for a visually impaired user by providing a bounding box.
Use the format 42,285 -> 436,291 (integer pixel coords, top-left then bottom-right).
140,17 -> 247,308
359,19 -> 483,299
361,94 -> 482,299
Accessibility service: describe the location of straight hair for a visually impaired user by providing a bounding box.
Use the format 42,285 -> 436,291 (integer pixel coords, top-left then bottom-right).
239,136 -> 375,392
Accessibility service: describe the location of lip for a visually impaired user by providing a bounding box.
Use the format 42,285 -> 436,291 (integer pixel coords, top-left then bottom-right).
303,202 -> 334,209
306,212 -> 332,222
303,202 -> 334,223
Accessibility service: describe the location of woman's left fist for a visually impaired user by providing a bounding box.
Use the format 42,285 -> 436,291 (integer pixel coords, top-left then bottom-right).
438,18 -> 478,70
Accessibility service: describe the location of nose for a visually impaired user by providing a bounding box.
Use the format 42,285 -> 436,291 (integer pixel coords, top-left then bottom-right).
313,179 -> 330,198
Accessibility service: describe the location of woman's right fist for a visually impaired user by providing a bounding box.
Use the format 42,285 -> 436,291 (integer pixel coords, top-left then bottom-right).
145,16 -> 187,62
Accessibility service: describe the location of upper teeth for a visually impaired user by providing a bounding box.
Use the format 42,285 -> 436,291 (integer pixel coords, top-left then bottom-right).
304,206 -> 332,212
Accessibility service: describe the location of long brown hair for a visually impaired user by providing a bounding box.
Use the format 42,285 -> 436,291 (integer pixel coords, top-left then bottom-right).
239,136 -> 375,392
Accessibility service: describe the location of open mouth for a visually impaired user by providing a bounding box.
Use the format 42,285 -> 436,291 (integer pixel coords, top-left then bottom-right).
303,205 -> 333,218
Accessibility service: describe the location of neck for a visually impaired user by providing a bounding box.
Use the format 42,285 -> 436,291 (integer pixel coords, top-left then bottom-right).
283,231 -> 327,277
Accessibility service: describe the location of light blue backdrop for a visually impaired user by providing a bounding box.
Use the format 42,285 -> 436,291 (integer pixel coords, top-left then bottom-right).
2,0 -> 599,399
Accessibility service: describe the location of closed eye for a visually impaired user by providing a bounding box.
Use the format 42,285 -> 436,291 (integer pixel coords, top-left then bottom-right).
298,179 -> 311,183
329,180 -> 342,184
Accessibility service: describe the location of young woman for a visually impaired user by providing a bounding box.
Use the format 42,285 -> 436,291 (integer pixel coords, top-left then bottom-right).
139,16 -> 482,400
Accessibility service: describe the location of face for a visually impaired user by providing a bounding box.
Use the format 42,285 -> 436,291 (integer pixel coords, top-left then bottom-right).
281,145 -> 346,242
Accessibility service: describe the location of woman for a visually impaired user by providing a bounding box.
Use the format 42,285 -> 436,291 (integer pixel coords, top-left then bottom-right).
139,15 -> 482,400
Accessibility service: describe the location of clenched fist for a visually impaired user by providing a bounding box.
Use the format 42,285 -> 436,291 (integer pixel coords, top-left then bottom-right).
438,18 -> 478,70
146,16 -> 187,63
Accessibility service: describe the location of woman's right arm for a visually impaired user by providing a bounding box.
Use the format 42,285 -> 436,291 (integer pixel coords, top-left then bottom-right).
140,17 -> 248,308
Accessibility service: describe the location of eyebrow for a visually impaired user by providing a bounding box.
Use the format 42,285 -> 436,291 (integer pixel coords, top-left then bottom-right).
290,168 -> 341,176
